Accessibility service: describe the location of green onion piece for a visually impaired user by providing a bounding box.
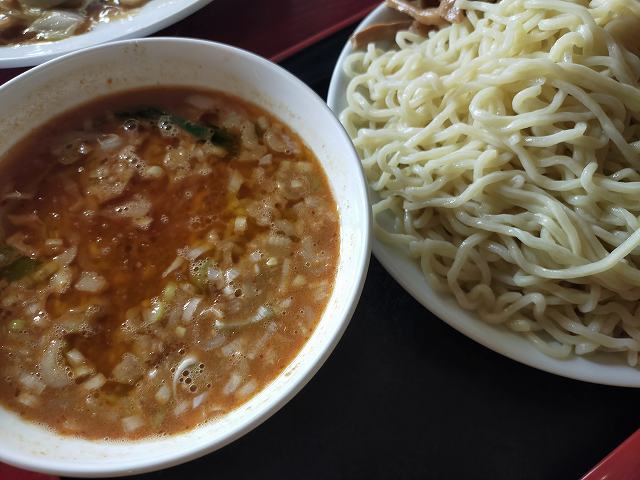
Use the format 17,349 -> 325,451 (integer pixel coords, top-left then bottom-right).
0,245 -> 22,269
189,258 -> 211,292
162,282 -> 177,303
117,107 -> 238,150
147,298 -> 166,324
8,318 -> 25,332
0,257 -> 41,282
21,261 -> 58,287
168,116 -> 211,140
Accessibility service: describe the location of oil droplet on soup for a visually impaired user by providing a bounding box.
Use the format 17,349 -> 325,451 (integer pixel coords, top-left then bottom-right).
0,88 -> 339,439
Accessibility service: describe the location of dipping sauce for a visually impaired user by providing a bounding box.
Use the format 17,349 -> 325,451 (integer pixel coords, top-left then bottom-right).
0,0 -> 150,45
0,87 -> 339,439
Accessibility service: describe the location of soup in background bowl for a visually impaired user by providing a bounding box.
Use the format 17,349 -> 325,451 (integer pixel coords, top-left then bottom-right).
0,38 -> 370,477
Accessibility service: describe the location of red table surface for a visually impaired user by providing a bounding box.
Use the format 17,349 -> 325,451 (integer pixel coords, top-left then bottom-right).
0,0 -> 378,85
0,0 -> 377,478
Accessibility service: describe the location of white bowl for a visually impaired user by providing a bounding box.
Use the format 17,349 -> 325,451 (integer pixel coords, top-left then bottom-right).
0,0 -> 213,68
327,3 -> 640,387
0,38 -> 371,477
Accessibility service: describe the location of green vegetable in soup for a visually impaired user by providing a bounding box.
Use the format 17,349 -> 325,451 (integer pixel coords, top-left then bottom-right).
1,257 -> 42,282
0,245 -> 22,269
118,108 -> 238,151
189,258 -> 211,292
8,318 -> 25,333
0,245 -> 41,282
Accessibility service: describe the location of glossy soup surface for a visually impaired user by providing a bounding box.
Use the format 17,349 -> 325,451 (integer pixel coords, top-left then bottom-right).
0,87 -> 339,439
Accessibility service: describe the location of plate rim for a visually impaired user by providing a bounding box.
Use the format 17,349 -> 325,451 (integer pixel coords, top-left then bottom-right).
327,2 -> 640,388
0,0 -> 214,68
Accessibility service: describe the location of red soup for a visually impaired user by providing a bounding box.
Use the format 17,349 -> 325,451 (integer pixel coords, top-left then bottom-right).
0,87 -> 339,439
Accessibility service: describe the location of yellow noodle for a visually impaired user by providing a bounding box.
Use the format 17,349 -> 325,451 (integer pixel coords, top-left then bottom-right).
341,0 -> 640,362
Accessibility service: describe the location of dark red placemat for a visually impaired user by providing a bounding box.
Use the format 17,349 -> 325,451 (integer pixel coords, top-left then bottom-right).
0,463 -> 57,480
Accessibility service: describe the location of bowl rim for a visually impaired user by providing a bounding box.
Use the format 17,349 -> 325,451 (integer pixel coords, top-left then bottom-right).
326,2 -> 640,388
0,37 -> 372,477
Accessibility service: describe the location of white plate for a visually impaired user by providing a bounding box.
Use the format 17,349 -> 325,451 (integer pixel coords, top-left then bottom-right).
327,3 -> 640,387
0,0 -> 213,68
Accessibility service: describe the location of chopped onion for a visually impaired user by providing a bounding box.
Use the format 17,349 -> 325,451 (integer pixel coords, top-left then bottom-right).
279,297 -> 292,310
155,385 -> 171,405
65,348 -> 86,367
221,339 -> 244,357
19,373 -> 46,394
222,373 -> 243,395
53,246 -> 77,266
264,127 -> 287,153
145,297 -> 165,324
142,166 -> 164,179
112,353 -> 143,385
182,297 -> 203,323
82,373 -> 106,391
254,116 -> 269,132
7,213 -> 42,227
40,339 -> 70,388
17,392 -> 39,408
249,251 -> 262,262
201,305 -> 224,320
204,333 -> 226,351
274,219 -> 295,236
134,216 -> 153,230
234,216 -> 247,234
228,170 -> 243,193
224,268 -> 239,283
73,365 -> 95,379
207,266 -> 222,283
172,356 -> 198,396
108,195 -> 151,219
279,258 -> 291,291
216,306 -> 272,330
295,162 -> 313,172
292,275 -> 306,287
174,400 -> 189,416
75,271 -> 107,293
2,191 -> 33,201
162,255 -> 184,278
268,234 -> 292,248
185,245 -> 211,261
122,415 -> 144,433
50,266 -> 72,294
193,392 -> 208,409
97,134 -> 123,151
314,281 -> 329,302
266,257 -> 278,266
258,154 -> 273,165
45,238 -> 64,247
300,236 -> 315,262
236,379 -> 257,398
248,322 -> 278,360
254,305 -> 272,322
